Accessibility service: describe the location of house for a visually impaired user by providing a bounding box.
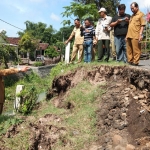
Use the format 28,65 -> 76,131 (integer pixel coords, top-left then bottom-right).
36,43 -> 49,57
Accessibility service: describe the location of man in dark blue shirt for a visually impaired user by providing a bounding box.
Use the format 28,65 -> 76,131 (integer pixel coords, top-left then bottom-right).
110,4 -> 130,63
80,18 -> 95,63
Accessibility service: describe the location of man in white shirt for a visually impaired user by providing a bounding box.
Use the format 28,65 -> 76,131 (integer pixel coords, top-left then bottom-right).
96,8 -> 112,62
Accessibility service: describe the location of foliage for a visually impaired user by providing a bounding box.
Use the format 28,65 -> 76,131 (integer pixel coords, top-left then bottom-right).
17,86 -> 38,115
33,61 -> 44,67
18,33 -> 37,54
0,44 -> 18,68
62,2 -> 99,25
73,0 -> 120,15
45,46 -> 60,58
18,21 -> 56,44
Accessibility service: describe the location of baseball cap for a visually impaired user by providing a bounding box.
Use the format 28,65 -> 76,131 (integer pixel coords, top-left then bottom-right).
98,8 -> 107,13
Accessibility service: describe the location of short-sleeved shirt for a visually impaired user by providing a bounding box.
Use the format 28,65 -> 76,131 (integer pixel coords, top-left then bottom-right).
126,10 -> 146,39
70,26 -> 84,44
95,15 -> 112,40
111,14 -> 130,36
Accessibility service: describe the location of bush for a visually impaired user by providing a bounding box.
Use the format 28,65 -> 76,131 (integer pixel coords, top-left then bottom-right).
33,61 -> 44,67
45,46 -> 60,58
17,86 -> 38,115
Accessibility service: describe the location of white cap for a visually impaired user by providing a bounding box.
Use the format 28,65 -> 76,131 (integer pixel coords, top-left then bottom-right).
98,8 -> 107,13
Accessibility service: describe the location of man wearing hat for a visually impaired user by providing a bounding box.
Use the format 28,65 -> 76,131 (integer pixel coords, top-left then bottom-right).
95,8 -> 112,62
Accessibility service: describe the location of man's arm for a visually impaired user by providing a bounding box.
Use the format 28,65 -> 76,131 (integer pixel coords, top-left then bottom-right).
0,66 -> 29,76
65,30 -> 75,44
139,26 -> 145,42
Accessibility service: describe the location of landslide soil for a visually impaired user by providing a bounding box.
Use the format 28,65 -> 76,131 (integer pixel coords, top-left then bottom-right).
1,65 -> 150,150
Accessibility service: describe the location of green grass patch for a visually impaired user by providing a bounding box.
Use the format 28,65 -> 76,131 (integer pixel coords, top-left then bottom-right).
53,80 -> 105,150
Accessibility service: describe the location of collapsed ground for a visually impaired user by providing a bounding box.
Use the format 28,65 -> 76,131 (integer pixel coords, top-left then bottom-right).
0,65 -> 150,150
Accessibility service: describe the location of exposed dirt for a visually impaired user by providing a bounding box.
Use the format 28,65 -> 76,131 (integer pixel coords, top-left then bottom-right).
1,65 -> 150,150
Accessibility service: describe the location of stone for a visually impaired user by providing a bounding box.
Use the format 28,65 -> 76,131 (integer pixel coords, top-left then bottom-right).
125,88 -> 130,91
125,97 -> 129,101
121,113 -> 127,121
146,142 -> 150,147
112,135 -> 123,147
126,144 -> 135,150
138,94 -> 145,99
133,96 -> 138,100
114,145 -> 125,150
129,84 -> 136,91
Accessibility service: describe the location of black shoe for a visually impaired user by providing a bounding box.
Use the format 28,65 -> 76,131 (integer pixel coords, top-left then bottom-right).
104,58 -> 109,62
131,63 -> 138,66
97,59 -> 103,62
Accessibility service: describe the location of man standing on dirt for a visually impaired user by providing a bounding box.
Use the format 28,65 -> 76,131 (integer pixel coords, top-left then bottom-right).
110,4 -> 130,63
126,2 -> 146,66
65,19 -> 84,64
95,8 -> 112,62
0,66 -> 28,114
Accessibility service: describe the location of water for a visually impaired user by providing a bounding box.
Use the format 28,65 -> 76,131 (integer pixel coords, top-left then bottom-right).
36,92 -> 46,103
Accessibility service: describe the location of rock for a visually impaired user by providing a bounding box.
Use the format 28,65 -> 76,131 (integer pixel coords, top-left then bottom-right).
126,144 -> 135,150
138,94 -> 145,99
125,97 -> 129,101
114,145 -> 125,150
129,84 -> 136,91
121,113 -> 127,121
125,88 -> 130,91
133,96 -> 138,100
108,115 -> 113,120
146,142 -> 150,147
112,135 -> 123,147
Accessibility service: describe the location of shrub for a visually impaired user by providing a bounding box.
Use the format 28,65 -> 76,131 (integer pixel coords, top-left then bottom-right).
33,61 -> 44,67
45,46 -> 60,58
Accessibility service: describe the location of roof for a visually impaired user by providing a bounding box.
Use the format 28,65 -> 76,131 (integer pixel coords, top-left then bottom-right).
38,43 -> 49,50
6,37 -> 21,45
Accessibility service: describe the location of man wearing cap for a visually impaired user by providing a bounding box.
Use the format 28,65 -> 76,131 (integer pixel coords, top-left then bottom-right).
65,18 -> 84,64
110,4 -> 130,63
126,2 -> 146,66
96,8 -> 112,62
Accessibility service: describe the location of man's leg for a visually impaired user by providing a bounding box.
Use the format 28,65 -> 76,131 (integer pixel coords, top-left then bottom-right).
78,44 -> 84,63
122,36 -> 127,63
126,38 -> 133,63
97,40 -> 103,61
131,39 -> 141,65
70,44 -> 78,62
104,40 -> 110,61
115,36 -> 122,62
0,103 -> 3,114
87,43 -> 92,62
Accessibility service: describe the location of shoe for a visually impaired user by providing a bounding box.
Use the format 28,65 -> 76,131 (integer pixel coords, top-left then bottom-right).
97,59 -> 103,62
128,62 -> 133,65
131,63 -> 138,66
104,58 -> 109,62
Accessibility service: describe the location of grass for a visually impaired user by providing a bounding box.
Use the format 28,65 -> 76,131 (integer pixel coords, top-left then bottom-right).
0,60 -> 125,149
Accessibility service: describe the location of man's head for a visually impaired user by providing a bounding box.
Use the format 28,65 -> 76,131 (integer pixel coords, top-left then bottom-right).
130,2 -> 139,14
74,18 -> 80,28
118,4 -> 126,16
84,18 -> 92,27
98,8 -> 107,18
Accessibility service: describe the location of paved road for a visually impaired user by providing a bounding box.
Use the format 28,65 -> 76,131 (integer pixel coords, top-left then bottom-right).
139,59 -> 150,69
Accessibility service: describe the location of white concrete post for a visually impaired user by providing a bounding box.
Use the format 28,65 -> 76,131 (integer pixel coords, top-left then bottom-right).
14,85 -> 24,111
65,42 -> 70,64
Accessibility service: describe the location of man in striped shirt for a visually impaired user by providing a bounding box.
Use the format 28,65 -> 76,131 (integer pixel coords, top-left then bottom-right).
80,18 -> 95,63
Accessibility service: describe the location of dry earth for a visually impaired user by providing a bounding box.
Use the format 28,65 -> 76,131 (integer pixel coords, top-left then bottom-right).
1,65 -> 150,150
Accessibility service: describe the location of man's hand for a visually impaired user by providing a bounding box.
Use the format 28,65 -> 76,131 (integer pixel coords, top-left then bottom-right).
125,17 -> 129,22
139,34 -> 143,43
65,40 -> 69,45
21,66 -> 29,72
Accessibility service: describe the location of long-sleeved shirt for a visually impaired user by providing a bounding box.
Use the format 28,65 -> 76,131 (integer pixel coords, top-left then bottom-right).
81,26 -> 95,41
95,15 -> 112,40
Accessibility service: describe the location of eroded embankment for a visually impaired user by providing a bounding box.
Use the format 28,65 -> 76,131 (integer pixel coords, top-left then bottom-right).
47,65 -> 150,150
1,65 -> 150,150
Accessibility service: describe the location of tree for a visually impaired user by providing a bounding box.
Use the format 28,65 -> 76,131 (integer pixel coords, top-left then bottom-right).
0,44 -> 17,68
62,2 -> 99,25
18,21 -> 56,44
73,0 -> 121,15
18,33 -> 37,58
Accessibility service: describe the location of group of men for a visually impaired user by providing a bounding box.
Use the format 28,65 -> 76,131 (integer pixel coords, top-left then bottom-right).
65,2 -> 146,66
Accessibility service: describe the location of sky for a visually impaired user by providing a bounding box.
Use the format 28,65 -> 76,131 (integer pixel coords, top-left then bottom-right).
0,0 -> 149,37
